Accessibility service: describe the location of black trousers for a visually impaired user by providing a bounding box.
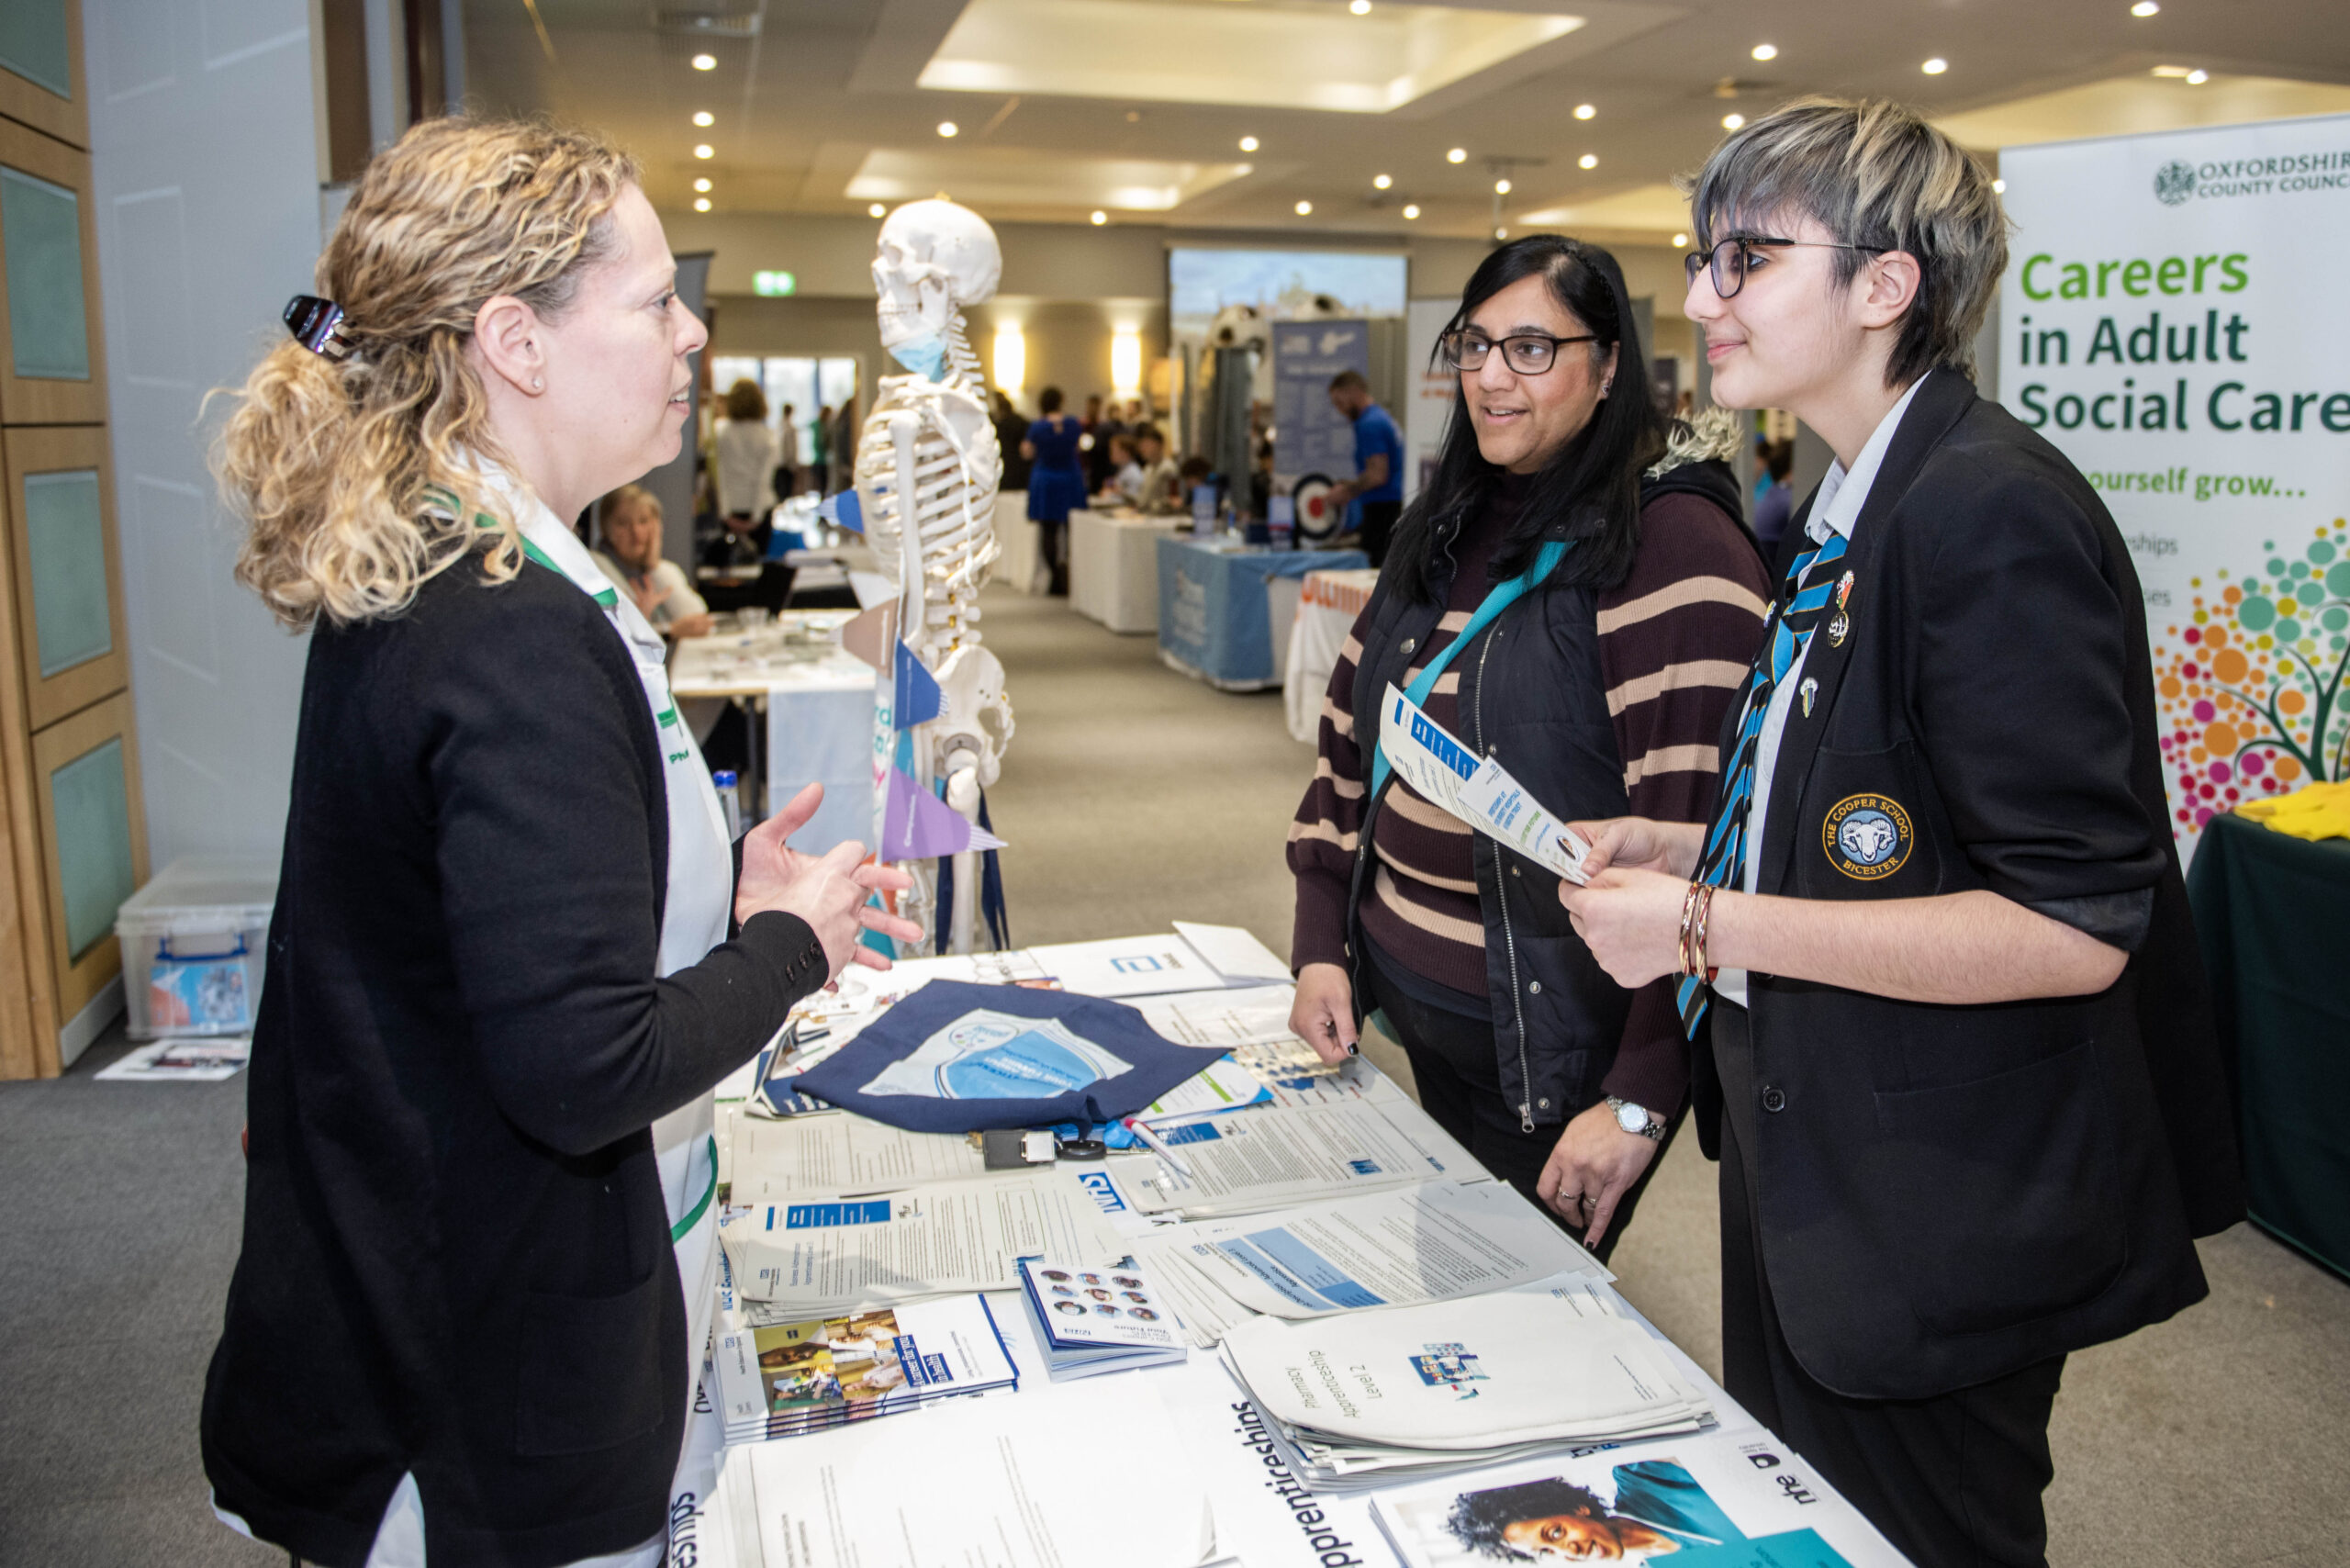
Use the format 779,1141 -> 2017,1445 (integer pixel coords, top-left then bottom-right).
1713,1002 -> 2067,1568
1360,954 -> 1674,1265
1356,499 -> 1402,567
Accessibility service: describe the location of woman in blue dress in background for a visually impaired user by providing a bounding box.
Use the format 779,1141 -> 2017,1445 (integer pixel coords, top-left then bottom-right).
1021,385 -> 1088,596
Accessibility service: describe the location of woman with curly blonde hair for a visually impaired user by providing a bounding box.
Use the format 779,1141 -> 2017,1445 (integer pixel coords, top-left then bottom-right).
202,117 -> 918,1568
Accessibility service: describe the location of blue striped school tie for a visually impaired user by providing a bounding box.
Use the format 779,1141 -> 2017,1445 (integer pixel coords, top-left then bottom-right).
1676,528 -> 1850,1036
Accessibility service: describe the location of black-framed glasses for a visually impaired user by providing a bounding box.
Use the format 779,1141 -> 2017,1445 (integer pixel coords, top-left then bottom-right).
1438,328 -> 1599,375
1684,236 -> 1888,299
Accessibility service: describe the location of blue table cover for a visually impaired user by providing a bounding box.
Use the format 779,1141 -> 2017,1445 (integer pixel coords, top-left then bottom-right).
1156,537 -> 1370,688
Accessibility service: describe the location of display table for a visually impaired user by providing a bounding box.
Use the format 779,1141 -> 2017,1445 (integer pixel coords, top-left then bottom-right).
1156,537 -> 1369,692
670,611 -> 873,853
1069,508 -> 1183,633
993,490 -> 1046,596
1281,566 -> 1379,742
2187,810 -> 2350,1280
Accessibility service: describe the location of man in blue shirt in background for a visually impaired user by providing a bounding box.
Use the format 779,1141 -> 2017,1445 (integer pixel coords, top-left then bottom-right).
1326,369 -> 1404,566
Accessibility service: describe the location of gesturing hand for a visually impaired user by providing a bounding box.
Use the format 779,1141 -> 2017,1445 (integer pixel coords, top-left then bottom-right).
1290,963 -> 1360,1066
735,783 -> 924,978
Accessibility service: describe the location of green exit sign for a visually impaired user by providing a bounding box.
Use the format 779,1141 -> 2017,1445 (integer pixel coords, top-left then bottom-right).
753,270 -> 798,297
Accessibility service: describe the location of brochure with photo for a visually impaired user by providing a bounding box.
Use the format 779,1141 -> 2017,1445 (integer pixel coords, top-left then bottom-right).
711,1294 -> 1015,1441
1019,1255 -> 1187,1359
1372,1428 -> 1909,1568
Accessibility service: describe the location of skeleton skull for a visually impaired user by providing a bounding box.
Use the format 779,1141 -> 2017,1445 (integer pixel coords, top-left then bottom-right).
871,199 -> 1003,354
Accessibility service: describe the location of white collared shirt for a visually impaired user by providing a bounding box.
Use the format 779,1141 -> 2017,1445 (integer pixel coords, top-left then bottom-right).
1714,376 -> 1926,1007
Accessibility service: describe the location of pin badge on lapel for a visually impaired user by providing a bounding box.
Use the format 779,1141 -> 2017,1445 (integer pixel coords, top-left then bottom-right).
1835,570 -> 1854,609
1827,611 -> 1850,647
1799,677 -> 1818,718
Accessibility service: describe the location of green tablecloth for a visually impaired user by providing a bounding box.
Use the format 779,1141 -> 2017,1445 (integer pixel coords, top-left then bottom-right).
2187,811 -> 2350,1280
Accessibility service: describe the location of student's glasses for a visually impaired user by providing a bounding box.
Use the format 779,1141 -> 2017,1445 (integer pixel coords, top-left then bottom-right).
1684,236 -> 1887,299
1438,329 -> 1599,375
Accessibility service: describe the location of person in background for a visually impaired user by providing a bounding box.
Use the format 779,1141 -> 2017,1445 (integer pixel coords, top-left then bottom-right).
203,116 -> 923,1568
809,402 -> 833,496
1174,454 -> 1214,518
1133,422 -> 1181,513
829,398 -> 859,492
1088,395 -> 1129,493
993,388 -> 1034,489
1322,368 -> 1405,566
773,402 -> 799,501
1098,431 -> 1142,506
1558,97 -> 2235,1568
1288,235 -> 1770,1260
1248,436 -> 1275,521
1751,439 -> 1795,550
1021,385 -> 1088,595
714,376 -> 779,557
594,484 -> 712,639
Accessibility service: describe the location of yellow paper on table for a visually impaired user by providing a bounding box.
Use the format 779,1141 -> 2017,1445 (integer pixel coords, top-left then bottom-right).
2233,780 -> 2350,841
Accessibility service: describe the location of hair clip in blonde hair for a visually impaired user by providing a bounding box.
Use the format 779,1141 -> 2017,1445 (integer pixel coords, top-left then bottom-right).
284,295 -> 356,361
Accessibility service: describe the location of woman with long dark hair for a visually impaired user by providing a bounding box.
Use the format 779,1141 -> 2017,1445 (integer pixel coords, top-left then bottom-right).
1286,236 -> 1770,1257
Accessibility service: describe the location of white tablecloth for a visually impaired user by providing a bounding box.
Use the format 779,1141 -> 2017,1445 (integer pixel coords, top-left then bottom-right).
1070,509 -> 1183,633
993,491 -> 1046,596
1282,567 -> 1380,742
670,613 -> 875,852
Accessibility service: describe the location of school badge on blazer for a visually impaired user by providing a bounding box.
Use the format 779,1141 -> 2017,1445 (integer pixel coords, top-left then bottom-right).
1821,794 -> 1913,880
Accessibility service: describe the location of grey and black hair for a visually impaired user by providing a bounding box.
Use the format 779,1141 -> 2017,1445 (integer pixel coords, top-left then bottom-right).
1686,96 -> 2008,388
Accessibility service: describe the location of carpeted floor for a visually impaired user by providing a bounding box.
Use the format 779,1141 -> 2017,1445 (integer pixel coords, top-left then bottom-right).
2,583 -> 2342,1566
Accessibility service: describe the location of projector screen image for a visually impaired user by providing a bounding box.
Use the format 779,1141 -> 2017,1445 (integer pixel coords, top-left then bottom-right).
1169,247 -> 1408,337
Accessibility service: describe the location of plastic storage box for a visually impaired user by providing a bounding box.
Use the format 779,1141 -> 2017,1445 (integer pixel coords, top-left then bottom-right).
114,857 -> 279,1040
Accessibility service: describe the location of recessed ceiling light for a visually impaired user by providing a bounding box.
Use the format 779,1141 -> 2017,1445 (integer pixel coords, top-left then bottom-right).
693,110 -> 713,127
1239,135 -> 1259,152
1091,210 -> 1107,225
690,53 -> 716,71
869,202 -> 887,218
1672,231 -> 1689,247
1494,177 -> 1511,194
1236,163 -> 1253,175
937,121 -> 958,138
1921,57 -> 1948,74
693,144 -> 713,159
1373,174 -> 1392,189
1402,204 -> 1420,219
1446,147 -> 1467,163
1579,153 -> 1597,169
693,197 -> 711,212
1722,113 -> 1746,130
694,177 -> 711,192
1751,42 -> 1777,61
1349,0 -> 1371,13
1573,104 -> 1595,120
2151,64 -> 2193,76
1992,178 -> 2007,193
1494,226 -> 1509,240
2186,68 -> 2209,84
2132,1 -> 2159,14
1295,199 -> 1313,216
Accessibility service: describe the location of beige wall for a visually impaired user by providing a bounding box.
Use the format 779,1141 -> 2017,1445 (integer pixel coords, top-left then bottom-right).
682,210 -> 1694,412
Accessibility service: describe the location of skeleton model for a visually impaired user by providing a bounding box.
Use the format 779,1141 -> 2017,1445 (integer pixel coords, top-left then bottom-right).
854,199 -> 1014,954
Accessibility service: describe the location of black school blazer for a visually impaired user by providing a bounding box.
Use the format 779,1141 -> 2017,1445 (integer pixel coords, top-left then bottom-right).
202,553 -> 825,1568
1715,369 -> 2244,1401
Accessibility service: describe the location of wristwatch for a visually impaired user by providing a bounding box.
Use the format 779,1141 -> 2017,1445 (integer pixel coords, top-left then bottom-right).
1607,1096 -> 1664,1141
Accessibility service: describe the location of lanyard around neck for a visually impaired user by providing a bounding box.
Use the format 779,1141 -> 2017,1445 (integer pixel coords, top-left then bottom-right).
1367,537 -> 1569,801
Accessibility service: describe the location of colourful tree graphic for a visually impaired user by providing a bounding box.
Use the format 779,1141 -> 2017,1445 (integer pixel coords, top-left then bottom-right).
2156,519 -> 2350,834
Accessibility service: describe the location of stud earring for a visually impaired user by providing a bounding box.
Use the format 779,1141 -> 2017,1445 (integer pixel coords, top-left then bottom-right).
532,377 -> 543,389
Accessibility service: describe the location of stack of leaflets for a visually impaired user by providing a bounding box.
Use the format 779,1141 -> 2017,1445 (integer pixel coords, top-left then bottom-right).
709,1294 -> 1016,1444
1219,1285 -> 1714,1490
1015,1257 -> 1188,1381
1371,1423 -> 1910,1566
1135,1181 -> 1609,1347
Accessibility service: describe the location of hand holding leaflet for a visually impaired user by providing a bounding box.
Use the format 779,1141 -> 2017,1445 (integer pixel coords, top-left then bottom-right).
1380,684 -> 1592,883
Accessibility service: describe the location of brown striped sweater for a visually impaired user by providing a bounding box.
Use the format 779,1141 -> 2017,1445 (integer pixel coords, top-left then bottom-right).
1287,473 -> 1772,1114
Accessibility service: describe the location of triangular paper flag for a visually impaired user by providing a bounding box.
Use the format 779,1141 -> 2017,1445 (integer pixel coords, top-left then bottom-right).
882,767 -> 1008,861
840,604 -> 894,672
894,641 -> 943,729
817,487 -> 863,533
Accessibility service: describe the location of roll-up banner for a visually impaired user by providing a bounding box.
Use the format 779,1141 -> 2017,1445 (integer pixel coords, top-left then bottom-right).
1999,114 -> 2350,857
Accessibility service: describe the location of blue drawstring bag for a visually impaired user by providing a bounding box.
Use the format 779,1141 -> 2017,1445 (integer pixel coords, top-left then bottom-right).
789,981 -> 1228,1134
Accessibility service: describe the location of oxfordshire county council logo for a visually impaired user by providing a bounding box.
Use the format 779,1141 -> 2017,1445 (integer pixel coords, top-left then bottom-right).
2154,160 -> 2197,206
2155,521 -> 2350,834
1821,794 -> 1912,880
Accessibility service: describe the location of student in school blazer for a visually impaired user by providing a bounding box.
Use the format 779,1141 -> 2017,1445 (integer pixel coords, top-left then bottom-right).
1697,363 -> 2241,1400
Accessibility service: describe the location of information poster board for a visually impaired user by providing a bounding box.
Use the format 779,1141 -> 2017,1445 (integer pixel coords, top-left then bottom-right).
1403,299 -> 1460,506
1271,319 -> 1370,498
1998,114 -> 2350,854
